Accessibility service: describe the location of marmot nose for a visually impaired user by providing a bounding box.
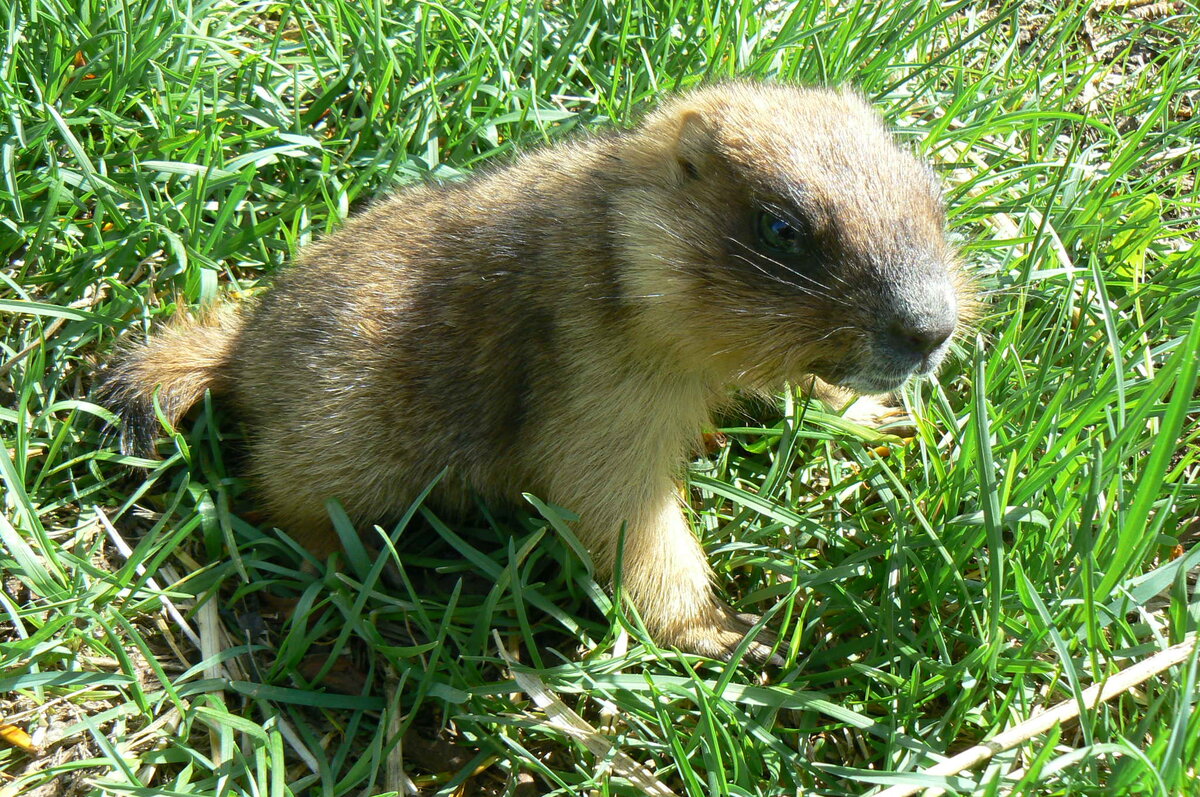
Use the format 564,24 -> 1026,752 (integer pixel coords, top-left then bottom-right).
886,318 -> 954,358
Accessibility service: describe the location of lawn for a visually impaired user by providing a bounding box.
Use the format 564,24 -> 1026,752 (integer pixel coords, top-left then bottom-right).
1,0 -> 1198,795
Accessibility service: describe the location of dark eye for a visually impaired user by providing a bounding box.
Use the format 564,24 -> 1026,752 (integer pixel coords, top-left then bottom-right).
756,211 -> 806,255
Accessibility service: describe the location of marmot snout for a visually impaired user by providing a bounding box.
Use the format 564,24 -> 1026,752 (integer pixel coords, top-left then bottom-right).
99,82 -> 970,663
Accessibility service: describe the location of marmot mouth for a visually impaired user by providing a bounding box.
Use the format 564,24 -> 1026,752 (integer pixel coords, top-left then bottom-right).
810,360 -> 912,395
808,325 -> 952,395
838,371 -> 911,394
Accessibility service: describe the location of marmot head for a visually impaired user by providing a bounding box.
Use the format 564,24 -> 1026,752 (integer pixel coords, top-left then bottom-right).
616,82 -> 972,393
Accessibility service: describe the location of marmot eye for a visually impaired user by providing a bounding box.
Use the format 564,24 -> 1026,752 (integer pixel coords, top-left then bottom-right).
756,211 -> 805,254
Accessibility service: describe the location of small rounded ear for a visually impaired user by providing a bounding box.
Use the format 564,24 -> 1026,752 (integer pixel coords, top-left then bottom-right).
674,109 -> 715,181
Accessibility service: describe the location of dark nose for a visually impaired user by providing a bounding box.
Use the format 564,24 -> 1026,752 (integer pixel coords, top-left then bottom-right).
886,318 -> 955,358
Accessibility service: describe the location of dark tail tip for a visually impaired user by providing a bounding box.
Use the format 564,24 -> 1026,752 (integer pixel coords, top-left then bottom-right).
94,301 -> 241,458
93,360 -> 170,459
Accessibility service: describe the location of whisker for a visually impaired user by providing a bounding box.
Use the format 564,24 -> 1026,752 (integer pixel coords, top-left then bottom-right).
725,236 -> 852,300
728,253 -> 838,300
729,252 -> 853,308
810,325 -> 857,344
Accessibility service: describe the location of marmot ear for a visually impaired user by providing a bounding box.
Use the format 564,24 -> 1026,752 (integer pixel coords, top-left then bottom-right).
674,109 -> 715,181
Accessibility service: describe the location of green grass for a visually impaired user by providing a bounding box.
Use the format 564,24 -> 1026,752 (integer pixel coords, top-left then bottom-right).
2,0 -> 1199,794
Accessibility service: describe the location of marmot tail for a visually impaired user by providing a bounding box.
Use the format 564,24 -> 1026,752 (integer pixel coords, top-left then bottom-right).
97,303 -> 243,457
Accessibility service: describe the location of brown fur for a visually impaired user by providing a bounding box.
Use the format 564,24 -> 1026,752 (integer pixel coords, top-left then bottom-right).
98,82 -> 971,662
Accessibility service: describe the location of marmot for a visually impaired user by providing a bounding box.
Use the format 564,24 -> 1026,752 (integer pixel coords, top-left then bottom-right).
99,82 -> 969,663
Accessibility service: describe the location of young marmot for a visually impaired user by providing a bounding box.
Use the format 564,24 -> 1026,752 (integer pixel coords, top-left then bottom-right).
100,82 -> 969,663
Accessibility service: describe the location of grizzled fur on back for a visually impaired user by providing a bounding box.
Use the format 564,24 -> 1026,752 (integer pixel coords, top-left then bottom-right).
99,82 -> 970,662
